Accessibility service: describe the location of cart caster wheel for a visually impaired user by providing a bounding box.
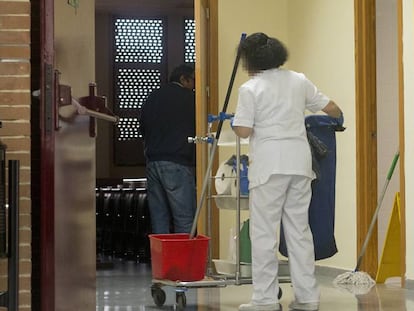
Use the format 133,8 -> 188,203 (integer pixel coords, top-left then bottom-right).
176,291 -> 187,310
151,285 -> 166,307
278,287 -> 283,299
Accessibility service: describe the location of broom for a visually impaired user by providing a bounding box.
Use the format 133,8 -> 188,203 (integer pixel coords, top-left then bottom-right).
333,150 -> 400,292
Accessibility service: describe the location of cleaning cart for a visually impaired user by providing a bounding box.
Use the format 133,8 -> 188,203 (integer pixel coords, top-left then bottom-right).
148,33 -> 290,310
149,116 -> 290,310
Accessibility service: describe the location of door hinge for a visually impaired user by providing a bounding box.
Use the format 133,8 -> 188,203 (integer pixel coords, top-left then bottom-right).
206,86 -> 210,98
206,8 -> 210,19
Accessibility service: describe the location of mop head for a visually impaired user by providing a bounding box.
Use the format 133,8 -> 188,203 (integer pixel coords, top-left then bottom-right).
333,271 -> 376,295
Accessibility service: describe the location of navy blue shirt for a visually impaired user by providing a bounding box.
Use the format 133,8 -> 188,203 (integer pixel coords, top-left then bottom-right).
139,83 -> 195,167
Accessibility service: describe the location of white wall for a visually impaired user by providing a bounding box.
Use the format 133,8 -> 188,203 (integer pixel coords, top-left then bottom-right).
403,0 -> 414,280
217,0 -> 289,259
218,0 -> 288,116
376,0 -> 400,262
285,0 -> 356,270
54,1 -> 95,96
217,0 -> 357,269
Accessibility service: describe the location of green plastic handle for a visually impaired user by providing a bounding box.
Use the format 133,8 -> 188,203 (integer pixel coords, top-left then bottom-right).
387,151 -> 400,180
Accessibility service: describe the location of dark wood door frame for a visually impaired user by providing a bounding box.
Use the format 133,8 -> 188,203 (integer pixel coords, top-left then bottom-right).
40,0 -> 56,310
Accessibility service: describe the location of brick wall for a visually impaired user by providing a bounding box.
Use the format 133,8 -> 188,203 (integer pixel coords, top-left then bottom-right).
0,1 -> 32,310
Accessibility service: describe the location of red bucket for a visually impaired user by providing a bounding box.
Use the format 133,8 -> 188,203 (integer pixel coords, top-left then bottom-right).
149,233 -> 210,281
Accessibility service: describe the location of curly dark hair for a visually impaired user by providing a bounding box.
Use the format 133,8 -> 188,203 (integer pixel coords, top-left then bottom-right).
239,32 -> 288,73
169,63 -> 195,83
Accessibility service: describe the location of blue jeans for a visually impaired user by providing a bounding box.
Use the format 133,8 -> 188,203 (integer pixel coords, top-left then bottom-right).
146,161 -> 196,234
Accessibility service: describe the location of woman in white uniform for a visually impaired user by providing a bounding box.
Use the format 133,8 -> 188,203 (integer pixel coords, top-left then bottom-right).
232,33 -> 343,311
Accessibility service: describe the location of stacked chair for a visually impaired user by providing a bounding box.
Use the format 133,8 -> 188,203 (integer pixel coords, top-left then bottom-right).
96,179 -> 151,263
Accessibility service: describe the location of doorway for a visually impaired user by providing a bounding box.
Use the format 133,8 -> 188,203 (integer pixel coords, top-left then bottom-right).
30,1 -> 407,310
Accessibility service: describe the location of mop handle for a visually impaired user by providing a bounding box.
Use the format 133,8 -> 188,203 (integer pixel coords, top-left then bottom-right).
189,33 -> 246,239
355,150 -> 400,271
215,32 -> 246,140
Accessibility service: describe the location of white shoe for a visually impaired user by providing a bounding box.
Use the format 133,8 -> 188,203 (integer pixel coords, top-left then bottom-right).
239,303 -> 281,311
288,301 -> 319,311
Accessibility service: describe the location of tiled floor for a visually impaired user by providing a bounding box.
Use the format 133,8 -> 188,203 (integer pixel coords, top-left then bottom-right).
96,258 -> 414,310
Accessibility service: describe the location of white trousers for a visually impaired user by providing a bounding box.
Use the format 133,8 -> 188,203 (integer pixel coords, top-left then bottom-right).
249,174 -> 320,304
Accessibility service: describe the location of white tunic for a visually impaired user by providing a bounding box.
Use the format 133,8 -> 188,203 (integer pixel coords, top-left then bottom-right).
233,68 -> 330,305
232,68 -> 330,188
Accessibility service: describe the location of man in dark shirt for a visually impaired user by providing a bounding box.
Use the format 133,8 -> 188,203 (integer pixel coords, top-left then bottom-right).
139,64 -> 196,234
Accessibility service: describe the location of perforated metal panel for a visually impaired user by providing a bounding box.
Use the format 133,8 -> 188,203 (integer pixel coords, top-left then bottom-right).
184,19 -> 195,63
114,18 -> 164,63
112,16 -> 195,166
116,118 -> 141,141
116,68 -> 161,110
113,17 -> 166,165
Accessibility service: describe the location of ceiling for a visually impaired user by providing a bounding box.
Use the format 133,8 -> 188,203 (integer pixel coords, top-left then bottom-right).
95,0 -> 194,12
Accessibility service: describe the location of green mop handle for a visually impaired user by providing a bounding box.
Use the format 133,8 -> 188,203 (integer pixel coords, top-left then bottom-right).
355,150 -> 400,271
387,153 -> 400,180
